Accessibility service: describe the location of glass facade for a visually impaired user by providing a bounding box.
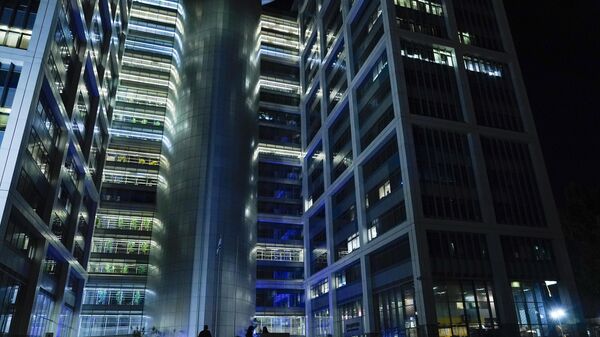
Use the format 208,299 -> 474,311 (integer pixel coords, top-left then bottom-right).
0,0 -> 38,49
465,56 -> 523,131
510,281 -> 561,337
255,9 -> 305,337
373,284 -> 417,337
0,0 -> 131,335
434,280 -> 497,337
413,126 -> 481,222
0,1 -> 581,337
299,0 -> 578,336
394,0 -> 446,37
401,41 -> 462,121
454,0 -> 503,51
0,271 -> 20,335
0,62 -> 21,146
482,137 -> 546,227
79,0 -> 178,336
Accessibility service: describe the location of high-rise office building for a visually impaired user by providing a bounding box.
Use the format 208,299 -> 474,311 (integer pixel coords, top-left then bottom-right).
81,3 -> 307,336
254,8 -> 306,337
145,1 -> 260,336
0,0 -> 131,335
2,1 -> 583,337
299,1 -> 579,337
78,0 -> 179,335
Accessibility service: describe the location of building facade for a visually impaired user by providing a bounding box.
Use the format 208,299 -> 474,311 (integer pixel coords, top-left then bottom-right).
1,1 -> 583,337
299,1 -> 580,337
0,0 -> 131,335
145,1 -> 260,336
78,0 -> 179,335
255,9 -> 306,337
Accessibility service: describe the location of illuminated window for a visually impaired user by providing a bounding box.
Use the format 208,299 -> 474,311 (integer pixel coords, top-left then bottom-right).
312,308 -> 331,337
256,244 -> 303,262
435,280 -> 498,337
395,0 -> 443,16
335,263 -> 361,288
378,180 -> 392,200
371,56 -> 388,82
510,281 -> 560,336
367,225 -> 378,241
401,46 -> 454,67
91,239 -> 151,255
310,279 -> 329,299
346,232 -> 360,254
254,316 -> 305,336
0,1 -> 39,49
464,56 -> 502,77
459,31 -> 472,45
367,7 -> 383,33
433,49 -> 453,66
0,62 -> 21,120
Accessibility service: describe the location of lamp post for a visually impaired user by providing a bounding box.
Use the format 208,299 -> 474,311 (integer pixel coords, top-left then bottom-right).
549,307 -> 567,337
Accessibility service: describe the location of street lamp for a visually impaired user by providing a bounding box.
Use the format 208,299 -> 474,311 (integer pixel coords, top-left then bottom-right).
549,307 -> 567,337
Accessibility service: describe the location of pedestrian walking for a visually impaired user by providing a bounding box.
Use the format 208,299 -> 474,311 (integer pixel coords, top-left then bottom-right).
198,325 -> 213,337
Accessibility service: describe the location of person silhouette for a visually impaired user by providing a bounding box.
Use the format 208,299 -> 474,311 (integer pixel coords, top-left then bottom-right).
245,325 -> 255,337
198,325 -> 212,337
261,326 -> 269,337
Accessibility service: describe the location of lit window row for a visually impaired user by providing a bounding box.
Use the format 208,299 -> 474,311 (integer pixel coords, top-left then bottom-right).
0,0 -> 38,50
131,7 -> 177,26
256,244 -> 304,262
120,73 -> 171,88
122,55 -> 173,72
106,150 -> 160,166
464,56 -> 503,77
261,33 -> 300,50
125,40 -> 178,58
95,214 -> 155,231
261,15 -> 299,35
395,0 -> 443,16
108,128 -> 163,141
83,288 -> 145,306
260,46 -> 300,61
258,143 -> 303,159
113,106 -> 166,120
79,314 -> 149,337
401,47 -> 454,67
103,169 -> 159,187
116,93 -> 167,108
260,77 -> 300,94
253,316 -> 305,336
310,278 -> 329,299
88,262 -> 148,275
113,113 -> 164,128
128,22 -> 175,38
91,239 -> 152,255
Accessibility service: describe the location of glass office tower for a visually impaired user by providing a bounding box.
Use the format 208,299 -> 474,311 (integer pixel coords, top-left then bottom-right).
299,1 -> 580,337
0,0 -> 131,336
146,1 -> 260,336
78,0 -> 179,336
255,9 -> 306,337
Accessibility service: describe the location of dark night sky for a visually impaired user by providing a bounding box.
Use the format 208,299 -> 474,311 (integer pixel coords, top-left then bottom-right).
503,0 -> 600,208
266,0 -> 600,208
